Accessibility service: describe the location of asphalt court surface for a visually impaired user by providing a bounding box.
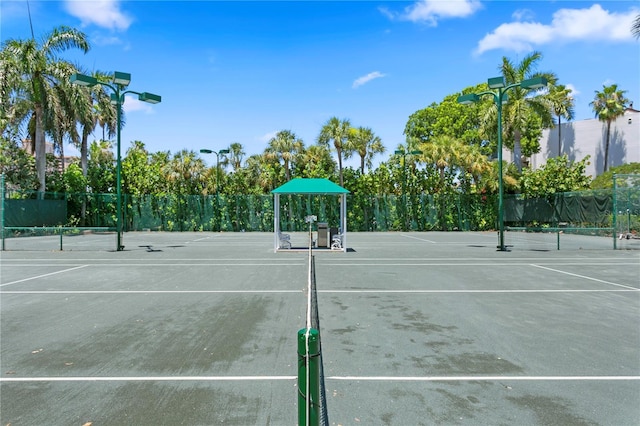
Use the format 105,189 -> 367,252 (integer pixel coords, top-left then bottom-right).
1,231 -> 639,425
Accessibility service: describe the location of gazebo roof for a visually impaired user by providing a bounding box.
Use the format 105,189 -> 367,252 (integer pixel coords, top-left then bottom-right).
271,178 -> 349,195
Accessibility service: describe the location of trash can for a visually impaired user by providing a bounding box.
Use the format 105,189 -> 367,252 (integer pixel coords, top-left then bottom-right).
317,223 -> 328,248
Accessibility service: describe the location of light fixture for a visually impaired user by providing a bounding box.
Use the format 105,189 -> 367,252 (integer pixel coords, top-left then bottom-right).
488,76 -> 506,89
456,93 -> 480,105
138,92 -> 161,104
113,71 -> 131,87
70,73 -> 97,87
520,77 -> 548,90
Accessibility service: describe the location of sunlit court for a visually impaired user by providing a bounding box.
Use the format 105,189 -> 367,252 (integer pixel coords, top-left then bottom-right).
1,231 -> 638,425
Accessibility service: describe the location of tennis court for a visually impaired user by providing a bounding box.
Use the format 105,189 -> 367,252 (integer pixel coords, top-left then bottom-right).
1,231 -> 639,425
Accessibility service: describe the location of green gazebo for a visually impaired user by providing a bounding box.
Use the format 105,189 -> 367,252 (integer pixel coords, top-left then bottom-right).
271,178 -> 350,252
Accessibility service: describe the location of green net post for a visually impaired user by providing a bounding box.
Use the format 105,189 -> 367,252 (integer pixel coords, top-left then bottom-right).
298,328 -> 320,426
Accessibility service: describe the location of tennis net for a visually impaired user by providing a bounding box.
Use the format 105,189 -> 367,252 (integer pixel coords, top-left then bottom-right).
298,224 -> 329,426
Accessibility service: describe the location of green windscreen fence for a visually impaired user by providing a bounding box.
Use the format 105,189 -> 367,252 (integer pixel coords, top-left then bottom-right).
4,199 -> 67,226
504,190 -> 613,228
2,174 -> 638,245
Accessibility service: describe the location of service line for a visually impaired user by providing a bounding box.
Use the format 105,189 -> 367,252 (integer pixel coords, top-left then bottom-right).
0,265 -> 89,288
530,264 -> 640,291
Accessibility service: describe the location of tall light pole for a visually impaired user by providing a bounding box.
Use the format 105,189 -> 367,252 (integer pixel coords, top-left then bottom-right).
71,72 -> 161,251
200,148 -> 230,231
394,148 -> 422,231
457,76 -> 547,251
199,148 -> 230,195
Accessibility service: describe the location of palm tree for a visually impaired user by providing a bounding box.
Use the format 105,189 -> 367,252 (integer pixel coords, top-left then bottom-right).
632,14 -> 640,38
165,149 -> 207,195
0,46 -> 28,141
417,135 -> 463,191
74,71 -> 117,179
317,117 -> 351,186
457,143 -> 490,191
1,26 -> 90,194
499,51 -> 556,171
590,84 -> 629,172
228,142 -> 245,171
297,144 -> 335,178
547,84 -> 575,156
266,130 -> 303,181
346,126 -> 385,174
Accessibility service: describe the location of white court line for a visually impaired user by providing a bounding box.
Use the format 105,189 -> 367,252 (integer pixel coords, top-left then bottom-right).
327,375 -> 640,382
2,256 -> 636,262
0,290 -> 301,294
318,289 -> 638,293
530,264 -> 640,291
1,263 -> 306,268
0,376 -> 296,383
2,375 -> 637,383
321,262 -> 640,267
1,262 -> 637,269
400,234 -> 437,243
2,289 -> 636,295
0,265 -> 89,287
189,237 -> 213,242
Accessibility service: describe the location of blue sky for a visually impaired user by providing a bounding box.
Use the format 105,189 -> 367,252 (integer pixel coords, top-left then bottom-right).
2,0 -> 639,167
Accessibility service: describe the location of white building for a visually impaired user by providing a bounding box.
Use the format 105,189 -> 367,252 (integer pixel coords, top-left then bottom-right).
530,108 -> 639,178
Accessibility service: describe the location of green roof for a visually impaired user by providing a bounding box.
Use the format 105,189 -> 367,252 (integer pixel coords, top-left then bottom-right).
271,178 -> 349,194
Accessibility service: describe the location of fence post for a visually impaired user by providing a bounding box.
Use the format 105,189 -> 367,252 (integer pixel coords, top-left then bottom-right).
298,328 -> 320,426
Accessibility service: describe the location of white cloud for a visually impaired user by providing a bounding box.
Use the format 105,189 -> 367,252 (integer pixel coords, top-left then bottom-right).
383,0 -> 482,26
259,131 -> 278,143
476,22 -> 554,54
123,95 -> 154,114
476,4 -> 638,55
353,71 -> 386,89
64,0 -> 132,31
565,83 -> 580,99
512,9 -> 535,22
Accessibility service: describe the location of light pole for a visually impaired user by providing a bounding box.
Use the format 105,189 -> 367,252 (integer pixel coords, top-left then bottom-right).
394,148 -> 422,231
200,148 -> 230,231
70,72 -> 161,251
457,76 -> 547,251
199,148 -> 230,195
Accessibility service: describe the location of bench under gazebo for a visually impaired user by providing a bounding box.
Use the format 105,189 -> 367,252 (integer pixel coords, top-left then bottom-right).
271,178 -> 349,252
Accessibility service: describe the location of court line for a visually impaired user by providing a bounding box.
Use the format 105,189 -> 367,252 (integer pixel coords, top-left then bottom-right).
319,289 -> 638,293
0,265 -> 89,288
2,256 -> 636,262
0,376 -> 296,382
321,262 -> 640,267
0,290 -> 302,294
2,375 -> 637,383
530,264 -> 640,291
1,263 -> 306,267
400,234 -> 437,243
1,289 -> 636,295
327,375 -> 640,382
